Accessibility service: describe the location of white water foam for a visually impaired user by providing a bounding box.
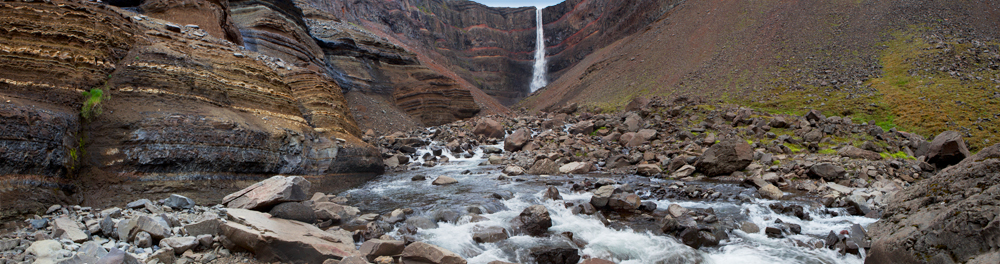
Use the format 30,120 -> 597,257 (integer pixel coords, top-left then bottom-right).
529,7 -> 548,93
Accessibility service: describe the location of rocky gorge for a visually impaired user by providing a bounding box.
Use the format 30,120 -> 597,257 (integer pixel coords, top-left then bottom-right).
1,0 -> 999,263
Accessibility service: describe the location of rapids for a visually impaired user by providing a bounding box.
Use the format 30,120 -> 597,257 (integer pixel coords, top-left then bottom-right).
341,143 -> 875,264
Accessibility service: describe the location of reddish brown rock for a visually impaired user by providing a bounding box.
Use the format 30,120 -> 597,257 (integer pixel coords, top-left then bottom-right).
473,118 -> 505,139
222,208 -> 358,263
223,176 -> 311,210
400,242 -> 467,264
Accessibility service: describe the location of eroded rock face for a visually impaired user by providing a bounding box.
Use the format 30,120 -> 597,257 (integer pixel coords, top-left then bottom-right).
866,143 -> 1000,264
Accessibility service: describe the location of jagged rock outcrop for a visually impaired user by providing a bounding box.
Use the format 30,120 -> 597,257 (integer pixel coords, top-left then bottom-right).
315,0 -> 679,105
866,143 -> 1000,264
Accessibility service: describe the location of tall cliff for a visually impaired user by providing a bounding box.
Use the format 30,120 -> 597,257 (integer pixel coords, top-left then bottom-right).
313,0 -> 680,106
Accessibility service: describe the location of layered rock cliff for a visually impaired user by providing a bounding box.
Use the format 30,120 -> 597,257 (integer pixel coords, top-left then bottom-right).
313,0 -> 679,105
0,0 -> 385,219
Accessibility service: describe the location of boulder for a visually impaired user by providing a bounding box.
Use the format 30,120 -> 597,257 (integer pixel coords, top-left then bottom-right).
866,143 -> 1000,264
164,194 -> 196,210
623,112 -> 642,132
133,215 -> 171,240
805,109 -> 826,123
134,231 -> 152,248
95,248 -> 140,264
624,97 -> 650,112
559,162 -> 592,174
543,186 -> 562,200
269,202 -> 317,223
808,163 -> 846,181
53,216 -> 88,243
223,175 -> 311,210
581,259 -> 616,264
667,204 -> 689,218
758,184 -> 783,200
432,176 -> 458,185
527,159 -> 559,175
608,193 -> 641,211
473,118 -> 504,139
359,239 -> 406,262
502,165 -> 525,176
504,128 -> 531,152
183,215 -> 220,237
509,205 -> 552,237
400,242 -> 467,264
740,222 -> 760,234
159,236 -> 198,253
471,226 -> 509,243
838,146 -> 882,160
568,121 -> 595,135
590,185 -> 617,208
26,240 -> 63,263
679,228 -> 719,249
695,138 -> 753,176
221,209 -> 358,263
636,164 -> 662,176
672,164 -> 696,178
627,129 -> 657,147
530,247 -> 580,264
925,130 -> 971,169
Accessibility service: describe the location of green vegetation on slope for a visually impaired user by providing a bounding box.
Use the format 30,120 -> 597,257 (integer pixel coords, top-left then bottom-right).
870,28 -> 1000,151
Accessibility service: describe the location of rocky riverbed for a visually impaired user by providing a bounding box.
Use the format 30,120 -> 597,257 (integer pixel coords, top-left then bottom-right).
1,96 -> 997,264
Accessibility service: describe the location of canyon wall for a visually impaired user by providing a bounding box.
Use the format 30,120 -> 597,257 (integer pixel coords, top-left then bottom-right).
315,0 -> 679,105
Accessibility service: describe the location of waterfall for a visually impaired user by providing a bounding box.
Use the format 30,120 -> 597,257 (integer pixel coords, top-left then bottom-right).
529,7 -> 547,93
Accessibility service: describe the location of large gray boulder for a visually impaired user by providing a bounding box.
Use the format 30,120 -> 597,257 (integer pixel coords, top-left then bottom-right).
53,216 -> 88,243
504,128 -> 531,152
401,242 -> 467,264
695,138 -> 754,176
866,143 -> 1000,264
221,209 -> 358,263
925,130 -> 971,169
527,159 -> 560,175
510,205 -> 552,237
223,175 -> 311,211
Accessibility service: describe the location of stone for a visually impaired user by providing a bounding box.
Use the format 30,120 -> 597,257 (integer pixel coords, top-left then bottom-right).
838,146 -> 883,160
78,241 -> 108,263
740,222 -> 760,234
412,175 -> 427,181
509,205 -> 552,237
627,129 -> 657,147
134,231 -> 152,248
636,164 -> 662,176
269,202 -> 317,223
527,159 -> 560,175
30,218 -> 48,229
149,247 -> 176,264
803,129 -> 824,142
808,163 -> 846,181
117,219 -> 136,243
400,242 -> 467,264
164,194 -> 196,210
667,204 -> 689,218
183,216 -> 220,237
559,162 -> 592,174
223,175 -> 311,210
221,209 -> 359,263
695,138 -> 754,176
159,236 -> 199,253
473,118 -> 504,139
679,228 -> 719,249
52,216 -> 88,243
504,128 -> 532,152
805,109 -> 826,123
925,130 -> 971,169
581,259 -> 616,264
339,256 -> 373,264
530,247 -> 580,264
568,120 -> 595,135
608,193 -> 642,211
544,186 -> 562,200
624,113 -> 643,132
27,240 -> 62,263
764,226 -> 784,238
358,239 -> 405,261
672,164 -> 696,178
471,226 -> 509,243
100,217 -> 115,238
502,165 -> 525,176
127,199 -> 152,209
590,185 -> 617,208
134,215 -> 171,240
96,248 -> 140,264
100,207 -> 122,218
432,176 -> 458,185
758,184 -> 783,200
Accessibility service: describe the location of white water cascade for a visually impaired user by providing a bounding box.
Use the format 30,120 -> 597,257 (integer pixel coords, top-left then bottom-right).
529,7 -> 548,93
